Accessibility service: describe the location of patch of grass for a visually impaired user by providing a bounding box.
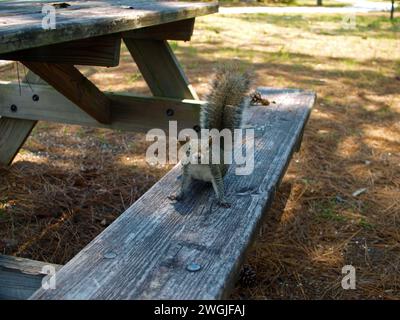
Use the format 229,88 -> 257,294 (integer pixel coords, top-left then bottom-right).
202,25 -> 222,34
321,95 -> 334,105
376,105 -> 392,117
395,61 -> 400,75
181,45 -> 198,57
314,200 -> 348,222
97,133 -> 109,145
127,73 -> 142,83
321,208 -> 347,222
76,127 -> 85,139
218,0 -> 347,7
18,149 -> 30,155
62,126 -> 69,136
238,13 -> 307,28
317,129 -> 341,142
169,41 -> 179,51
350,15 -> 400,37
359,217 -> 375,230
342,58 -> 359,68
294,0 -> 348,6
272,47 -> 293,61
235,13 -> 400,39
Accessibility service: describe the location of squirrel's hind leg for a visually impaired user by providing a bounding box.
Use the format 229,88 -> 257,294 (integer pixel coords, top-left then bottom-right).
210,166 -> 231,208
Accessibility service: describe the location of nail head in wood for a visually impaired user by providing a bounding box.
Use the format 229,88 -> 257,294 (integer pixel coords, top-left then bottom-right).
166,108 -> 174,117
186,262 -> 202,272
103,252 -> 117,259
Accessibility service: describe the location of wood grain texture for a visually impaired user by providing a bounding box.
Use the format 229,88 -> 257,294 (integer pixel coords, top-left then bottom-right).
29,88 -> 316,300
0,60 -> 14,72
22,62 -> 111,124
124,38 -> 198,99
0,82 -> 202,133
0,255 -> 62,300
0,71 -> 44,165
123,18 -> 195,41
0,35 -> 121,67
0,118 -> 36,165
0,1 -> 218,55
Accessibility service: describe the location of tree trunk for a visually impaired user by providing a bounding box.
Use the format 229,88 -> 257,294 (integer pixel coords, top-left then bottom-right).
317,0 -> 323,6
390,0 -> 395,20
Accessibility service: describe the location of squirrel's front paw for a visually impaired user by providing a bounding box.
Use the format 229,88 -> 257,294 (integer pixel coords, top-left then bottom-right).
168,194 -> 183,201
218,200 -> 231,208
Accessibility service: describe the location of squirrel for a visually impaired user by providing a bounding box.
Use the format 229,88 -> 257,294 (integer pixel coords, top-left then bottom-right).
169,64 -> 251,208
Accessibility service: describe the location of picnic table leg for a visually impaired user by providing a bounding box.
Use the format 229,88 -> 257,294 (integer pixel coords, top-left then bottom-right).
124,39 -> 198,100
0,71 -> 44,166
294,107 -> 311,152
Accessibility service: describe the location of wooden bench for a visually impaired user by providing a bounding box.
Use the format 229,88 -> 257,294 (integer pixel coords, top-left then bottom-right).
0,0 -> 316,299
0,255 -> 61,300
2,88 -> 314,300
0,88 -> 315,299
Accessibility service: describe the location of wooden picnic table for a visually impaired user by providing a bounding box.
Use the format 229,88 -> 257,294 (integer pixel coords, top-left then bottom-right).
0,0 -> 217,165
0,0 -> 316,300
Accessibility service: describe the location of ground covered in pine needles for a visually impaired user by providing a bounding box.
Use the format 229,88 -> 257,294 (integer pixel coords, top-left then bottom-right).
1,13 -> 399,299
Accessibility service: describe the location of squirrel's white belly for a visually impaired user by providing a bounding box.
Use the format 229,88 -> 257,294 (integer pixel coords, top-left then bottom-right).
186,164 -> 214,182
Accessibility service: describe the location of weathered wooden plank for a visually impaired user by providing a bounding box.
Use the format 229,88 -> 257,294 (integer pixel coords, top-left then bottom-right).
123,18 -> 195,41
0,82 -> 202,133
0,71 -> 44,166
0,255 -> 62,300
0,35 -> 121,67
0,118 -> 36,166
0,60 -> 14,72
22,62 -> 111,124
294,108 -> 311,152
30,88 -> 315,300
124,38 -> 198,99
0,1 -> 218,55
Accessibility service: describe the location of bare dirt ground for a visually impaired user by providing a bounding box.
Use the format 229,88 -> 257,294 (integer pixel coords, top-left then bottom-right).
1,12 -> 399,299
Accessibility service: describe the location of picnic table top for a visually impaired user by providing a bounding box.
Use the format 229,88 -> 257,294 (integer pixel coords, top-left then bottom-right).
0,0 -> 218,55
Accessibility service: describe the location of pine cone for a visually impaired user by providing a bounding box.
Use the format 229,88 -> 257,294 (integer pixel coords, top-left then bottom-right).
250,90 -> 270,106
250,91 -> 262,105
238,265 -> 257,287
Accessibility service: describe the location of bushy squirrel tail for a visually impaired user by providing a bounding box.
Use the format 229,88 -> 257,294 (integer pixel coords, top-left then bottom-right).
200,64 -> 252,132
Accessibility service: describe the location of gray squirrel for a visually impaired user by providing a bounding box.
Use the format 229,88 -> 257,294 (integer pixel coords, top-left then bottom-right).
169,64 -> 252,208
